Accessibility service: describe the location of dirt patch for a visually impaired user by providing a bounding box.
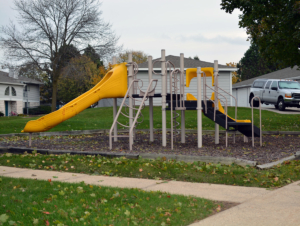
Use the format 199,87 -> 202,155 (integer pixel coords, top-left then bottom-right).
0,132 -> 299,164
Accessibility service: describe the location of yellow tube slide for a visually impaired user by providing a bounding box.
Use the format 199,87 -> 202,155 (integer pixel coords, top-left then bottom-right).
186,67 -> 214,87
22,63 -> 128,133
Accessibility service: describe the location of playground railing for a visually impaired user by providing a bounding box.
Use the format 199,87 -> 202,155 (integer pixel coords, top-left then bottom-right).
215,85 -> 237,122
204,85 -> 228,130
129,79 -> 158,151
109,79 -> 158,151
251,96 -> 262,147
170,68 -> 185,150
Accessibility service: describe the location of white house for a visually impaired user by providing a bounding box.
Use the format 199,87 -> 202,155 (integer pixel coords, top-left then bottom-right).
0,69 -> 43,116
232,67 -> 300,107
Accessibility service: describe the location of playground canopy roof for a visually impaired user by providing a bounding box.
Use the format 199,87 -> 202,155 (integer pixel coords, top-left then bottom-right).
233,66 -> 300,89
138,55 -> 237,71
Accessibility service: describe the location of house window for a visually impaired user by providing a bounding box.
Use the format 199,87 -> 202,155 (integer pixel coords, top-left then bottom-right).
5,87 -> 9,96
12,87 -> 16,96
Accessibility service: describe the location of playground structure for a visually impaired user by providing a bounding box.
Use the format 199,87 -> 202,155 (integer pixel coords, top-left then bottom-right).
22,49 -> 262,149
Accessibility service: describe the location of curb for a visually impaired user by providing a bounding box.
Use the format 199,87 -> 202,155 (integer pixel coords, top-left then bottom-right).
139,153 -> 257,167
0,146 -> 256,167
0,147 -> 299,169
0,147 -> 139,160
256,152 -> 300,169
2,129 -> 300,138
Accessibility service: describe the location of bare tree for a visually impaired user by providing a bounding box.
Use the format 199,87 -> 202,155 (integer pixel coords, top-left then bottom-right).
0,0 -> 121,111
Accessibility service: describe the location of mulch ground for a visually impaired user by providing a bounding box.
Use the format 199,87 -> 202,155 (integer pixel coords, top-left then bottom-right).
1,131 -> 299,165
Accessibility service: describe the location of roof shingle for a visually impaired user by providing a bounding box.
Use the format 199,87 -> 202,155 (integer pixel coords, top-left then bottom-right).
138,55 -> 234,69
0,70 -> 43,85
232,67 -> 300,88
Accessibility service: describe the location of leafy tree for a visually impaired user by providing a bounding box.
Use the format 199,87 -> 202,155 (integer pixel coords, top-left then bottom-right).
0,0 -> 121,112
18,62 -> 45,82
57,55 -> 101,104
221,0 -> 300,68
193,55 -> 200,60
84,45 -> 103,68
117,50 -> 148,64
237,43 -> 280,81
225,62 -> 241,84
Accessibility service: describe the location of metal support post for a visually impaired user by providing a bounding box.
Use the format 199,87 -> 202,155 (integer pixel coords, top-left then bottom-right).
112,56 -> 118,141
128,53 -> 134,144
148,56 -> 154,142
180,53 -> 185,143
161,50 -> 167,147
214,60 -> 219,144
197,67 -> 202,148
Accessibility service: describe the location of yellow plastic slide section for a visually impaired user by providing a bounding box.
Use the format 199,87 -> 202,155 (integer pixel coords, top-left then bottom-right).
210,92 -> 251,123
186,93 -> 197,101
22,63 -> 128,133
186,67 -> 214,87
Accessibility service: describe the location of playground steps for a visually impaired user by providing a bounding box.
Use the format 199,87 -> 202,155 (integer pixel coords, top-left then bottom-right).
166,99 -> 261,138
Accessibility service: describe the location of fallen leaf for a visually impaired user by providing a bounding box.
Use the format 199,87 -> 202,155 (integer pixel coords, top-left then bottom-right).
33,218 -> 39,225
139,169 -> 143,172
32,174 -> 36,177
216,205 -> 221,212
274,177 -> 279,182
124,210 -> 130,216
48,179 -> 51,182
0,214 -> 9,223
43,212 -> 50,215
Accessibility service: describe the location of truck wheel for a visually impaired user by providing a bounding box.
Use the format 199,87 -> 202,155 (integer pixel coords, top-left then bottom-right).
277,98 -> 285,111
249,94 -> 259,107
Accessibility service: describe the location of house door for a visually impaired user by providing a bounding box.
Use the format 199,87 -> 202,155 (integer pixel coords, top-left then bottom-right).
5,101 -> 8,116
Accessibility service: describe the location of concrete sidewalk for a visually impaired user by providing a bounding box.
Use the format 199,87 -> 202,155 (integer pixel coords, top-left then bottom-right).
1,166 -> 299,226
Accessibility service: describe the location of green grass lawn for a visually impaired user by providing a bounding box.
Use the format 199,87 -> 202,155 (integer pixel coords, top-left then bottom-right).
0,106 -> 300,134
0,176 -> 219,226
1,153 -> 299,188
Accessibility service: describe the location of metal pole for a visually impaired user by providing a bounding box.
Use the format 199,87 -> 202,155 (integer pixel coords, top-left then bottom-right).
128,53 -> 133,145
161,50 -> 167,147
112,57 -> 118,142
197,67 -> 202,148
170,71 -> 173,150
148,56 -> 154,142
214,60 -> 219,144
180,53 -> 185,143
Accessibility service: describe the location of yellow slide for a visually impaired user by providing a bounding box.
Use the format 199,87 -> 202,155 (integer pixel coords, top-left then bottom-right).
186,93 -> 251,123
22,63 -> 128,133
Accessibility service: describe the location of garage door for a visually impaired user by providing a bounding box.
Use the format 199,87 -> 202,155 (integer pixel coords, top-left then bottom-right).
237,88 -> 249,107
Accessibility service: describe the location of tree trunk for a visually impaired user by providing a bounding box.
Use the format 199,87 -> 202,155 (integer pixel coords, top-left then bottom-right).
51,78 -> 58,112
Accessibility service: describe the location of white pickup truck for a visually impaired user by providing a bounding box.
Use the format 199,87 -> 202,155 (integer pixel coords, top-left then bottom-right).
249,79 -> 300,111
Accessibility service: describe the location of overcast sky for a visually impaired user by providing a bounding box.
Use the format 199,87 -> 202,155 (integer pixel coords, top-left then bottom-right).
0,0 -> 249,66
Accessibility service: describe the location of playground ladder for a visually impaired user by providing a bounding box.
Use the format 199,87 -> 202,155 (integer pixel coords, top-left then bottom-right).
109,79 -> 158,151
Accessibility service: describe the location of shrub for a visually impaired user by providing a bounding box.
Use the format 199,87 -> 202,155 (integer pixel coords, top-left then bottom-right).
23,105 -> 52,115
0,111 -> 4,117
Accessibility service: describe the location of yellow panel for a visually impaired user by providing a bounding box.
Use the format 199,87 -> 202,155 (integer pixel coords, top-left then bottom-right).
186,93 -> 197,101
186,67 -> 214,87
22,63 -> 128,133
